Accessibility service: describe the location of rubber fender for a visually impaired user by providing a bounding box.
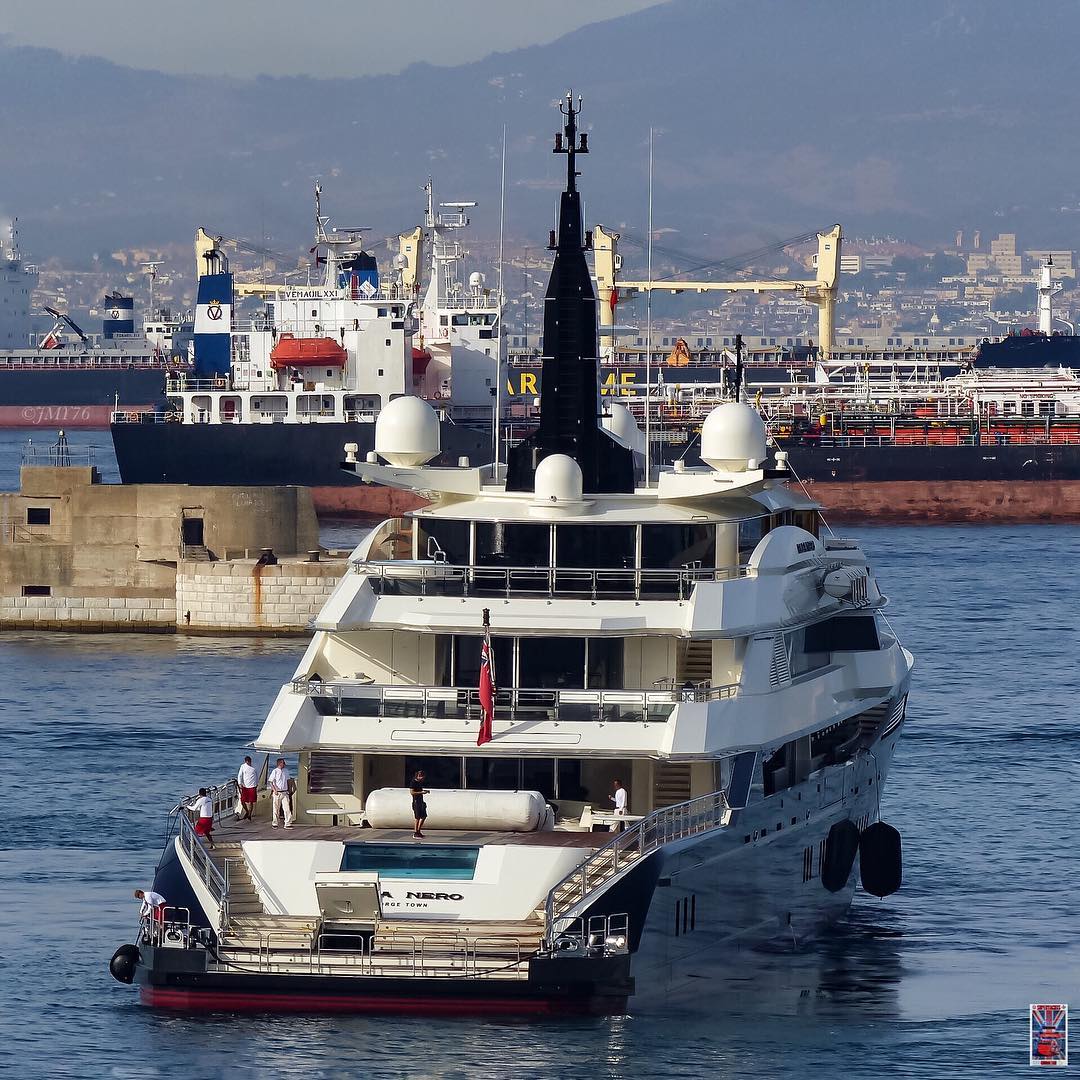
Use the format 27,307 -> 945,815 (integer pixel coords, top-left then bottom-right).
109,943 -> 141,984
859,821 -> 903,898
821,819 -> 861,893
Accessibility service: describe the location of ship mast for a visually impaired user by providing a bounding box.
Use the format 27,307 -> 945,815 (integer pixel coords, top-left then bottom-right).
505,91 -> 634,495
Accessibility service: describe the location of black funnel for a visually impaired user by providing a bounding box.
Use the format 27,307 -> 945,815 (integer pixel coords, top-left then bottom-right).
505,93 -> 635,495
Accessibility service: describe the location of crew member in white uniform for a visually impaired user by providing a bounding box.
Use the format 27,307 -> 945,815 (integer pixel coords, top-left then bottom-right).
610,779 -> 628,815
134,888 -> 167,936
268,758 -> 295,828
237,755 -> 258,821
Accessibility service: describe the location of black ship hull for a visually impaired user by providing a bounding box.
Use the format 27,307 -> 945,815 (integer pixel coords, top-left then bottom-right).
110,419 -> 492,515
0,368 -> 168,427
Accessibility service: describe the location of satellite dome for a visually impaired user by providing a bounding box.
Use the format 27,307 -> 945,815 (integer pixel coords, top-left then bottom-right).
469,271 -> 485,290
700,401 -> 767,472
374,396 -> 440,466
534,454 -> 583,504
602,401 -> 645,453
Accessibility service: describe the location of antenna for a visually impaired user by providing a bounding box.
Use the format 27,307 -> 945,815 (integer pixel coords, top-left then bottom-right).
141,261 -> 162,317
494,123 -> 507,475
645,126 -> 654,484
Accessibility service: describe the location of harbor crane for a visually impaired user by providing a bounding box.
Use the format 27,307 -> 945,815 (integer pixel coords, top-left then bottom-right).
592,223 -> 843,358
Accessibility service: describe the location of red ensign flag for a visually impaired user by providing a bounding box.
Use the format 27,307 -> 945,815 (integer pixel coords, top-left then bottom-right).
477,633 -> 495,746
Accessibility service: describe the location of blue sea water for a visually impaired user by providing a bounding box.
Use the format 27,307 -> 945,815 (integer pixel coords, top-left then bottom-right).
0,428 -> 1077,1076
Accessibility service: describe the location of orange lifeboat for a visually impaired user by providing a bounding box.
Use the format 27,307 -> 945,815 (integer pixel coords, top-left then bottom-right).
270,333 -> 348,370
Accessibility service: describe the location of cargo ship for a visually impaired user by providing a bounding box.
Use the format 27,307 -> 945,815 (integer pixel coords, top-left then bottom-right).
0,221 -> 180,427
110,184 -> 496,516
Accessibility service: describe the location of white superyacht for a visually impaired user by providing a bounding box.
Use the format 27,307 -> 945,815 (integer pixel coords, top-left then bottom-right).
111,95 -> 913,1015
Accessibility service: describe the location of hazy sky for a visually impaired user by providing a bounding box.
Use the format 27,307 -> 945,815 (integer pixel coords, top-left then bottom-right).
0,1 -> 666,77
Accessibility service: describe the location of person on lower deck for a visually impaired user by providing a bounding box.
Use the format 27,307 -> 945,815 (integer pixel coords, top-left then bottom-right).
410,770 -> 429,839
269,758 -> 294,829
188,788 -> 215,849
237,755 -> 257,821
134,888 -> 166,930
610,779 -> 628,816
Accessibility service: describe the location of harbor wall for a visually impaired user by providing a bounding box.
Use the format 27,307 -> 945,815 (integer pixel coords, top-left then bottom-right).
176,560 -> 343,634
0,466 -> 332,632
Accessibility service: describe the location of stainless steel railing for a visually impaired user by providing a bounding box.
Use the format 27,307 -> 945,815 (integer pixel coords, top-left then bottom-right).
543,790 -> 729,942
351,558 -> 750,601
290,680 -> 737,717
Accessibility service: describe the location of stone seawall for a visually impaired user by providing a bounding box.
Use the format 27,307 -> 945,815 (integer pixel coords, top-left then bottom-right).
0,593 -> 176,631
176,559 -> 344,634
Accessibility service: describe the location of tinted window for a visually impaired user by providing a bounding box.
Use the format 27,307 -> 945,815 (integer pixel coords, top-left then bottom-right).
475,522 -> 549,567
642,523 -> 715,569
419,518 -> 469,563
518,636 -> 585,689
555,525 -> 635,568
805,615 -> 880,653
26,507 -> 51,526
404,755 -> 462,789
586,638 -> 623,689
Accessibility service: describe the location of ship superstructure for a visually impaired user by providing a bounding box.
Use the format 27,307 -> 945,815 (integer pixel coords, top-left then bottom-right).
109,186 -> 493,512
112,94 -> 912,1015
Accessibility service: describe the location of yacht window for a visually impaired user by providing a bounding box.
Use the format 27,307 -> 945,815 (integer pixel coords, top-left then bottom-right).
641,523 -> 715,569
475,522 -> 549,567
555,524 -> 635,569
804,615 -> 880,653
341,844 -> 478,879
308,751 -> 355,794
519,636 -> 586,689
521,758 -> 556,799
452,635 -> 514,686
557,759 -> 585,800
738,516 -> 769,560
465,757 -> 519,790
788,627 -> 830,677
405,755 -> 462,789
586,638 -> 624,689
418,518 -> 469,564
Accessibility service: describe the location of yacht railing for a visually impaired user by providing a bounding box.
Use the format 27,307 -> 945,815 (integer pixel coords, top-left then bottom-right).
543,790 -> 729,942
352,559 -> 749,601
291,680 -> 736,719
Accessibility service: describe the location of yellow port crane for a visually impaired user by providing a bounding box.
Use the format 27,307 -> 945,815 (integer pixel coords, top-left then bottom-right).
592,223 -> 843,358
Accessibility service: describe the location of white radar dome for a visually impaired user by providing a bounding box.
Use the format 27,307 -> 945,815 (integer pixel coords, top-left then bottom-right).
534,453 -> 583,504
374,396 -> 441,466
701,401 -> 767,472
601,401 -> 645,453
469,271 -> 485,290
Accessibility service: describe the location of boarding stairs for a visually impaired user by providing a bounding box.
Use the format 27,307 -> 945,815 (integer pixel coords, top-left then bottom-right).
541,790 -> 732,945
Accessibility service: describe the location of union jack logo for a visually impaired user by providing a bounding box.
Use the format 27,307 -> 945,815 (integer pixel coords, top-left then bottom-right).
1030,1003 -> 1068,1067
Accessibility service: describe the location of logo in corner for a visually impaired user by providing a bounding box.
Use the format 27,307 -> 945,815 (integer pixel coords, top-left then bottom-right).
206,299 -> 223,322
1031,1003 -> 1068,1067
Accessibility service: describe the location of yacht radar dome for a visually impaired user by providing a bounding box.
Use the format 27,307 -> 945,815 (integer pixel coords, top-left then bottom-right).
601,401 -> 645,453
701,401 -> 767,472
468,271 -> 485,290
374,396 -> 441,466
533,453 -> 584,504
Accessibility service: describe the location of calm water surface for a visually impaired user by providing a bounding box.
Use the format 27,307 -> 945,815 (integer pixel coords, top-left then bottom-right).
0,426 -> 1077,1076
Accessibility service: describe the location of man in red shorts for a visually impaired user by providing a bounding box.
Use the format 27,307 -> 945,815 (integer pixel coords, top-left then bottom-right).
188,787 -> 216,849
237,756 -> 258,821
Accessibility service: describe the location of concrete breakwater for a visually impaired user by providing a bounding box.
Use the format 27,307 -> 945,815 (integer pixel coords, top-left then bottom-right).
0,465 -> 352,634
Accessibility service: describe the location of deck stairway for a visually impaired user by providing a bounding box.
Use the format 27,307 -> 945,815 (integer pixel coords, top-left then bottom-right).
543,790 -> 731,943
652,762 -> 693,809
676,638 -> 712,688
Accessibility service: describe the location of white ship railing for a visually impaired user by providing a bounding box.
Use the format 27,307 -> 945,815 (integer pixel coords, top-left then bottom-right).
290,680 -> 737,719
543,790 -> 730,942
351,559 -> 749,601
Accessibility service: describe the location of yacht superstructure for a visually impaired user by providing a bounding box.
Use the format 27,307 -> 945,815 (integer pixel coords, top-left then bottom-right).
111,95 -> 913,1014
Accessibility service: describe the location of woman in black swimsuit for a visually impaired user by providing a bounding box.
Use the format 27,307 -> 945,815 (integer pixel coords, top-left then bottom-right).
410,770 -> 429,838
